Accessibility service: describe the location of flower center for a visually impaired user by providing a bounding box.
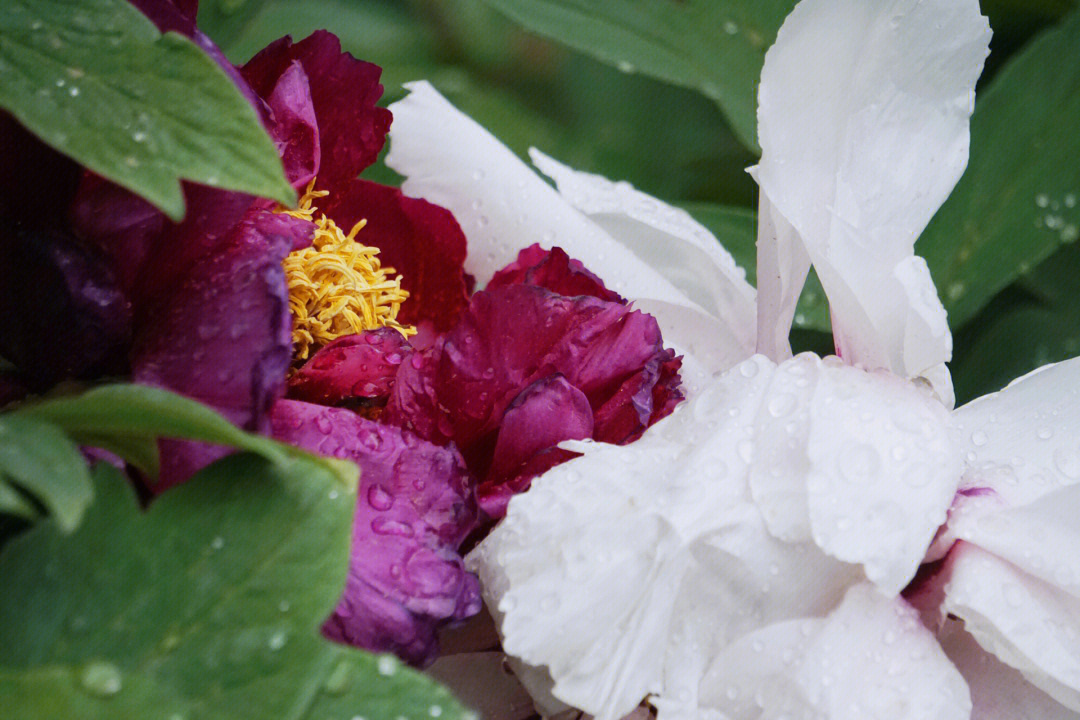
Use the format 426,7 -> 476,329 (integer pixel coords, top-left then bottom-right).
278,180 -> 415,360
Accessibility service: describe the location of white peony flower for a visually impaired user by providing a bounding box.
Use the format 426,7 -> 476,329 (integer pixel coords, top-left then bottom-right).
386,0 -> 1080,718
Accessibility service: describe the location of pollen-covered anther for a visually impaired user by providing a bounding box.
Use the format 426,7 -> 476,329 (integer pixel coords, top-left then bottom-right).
279,180 -> 415,360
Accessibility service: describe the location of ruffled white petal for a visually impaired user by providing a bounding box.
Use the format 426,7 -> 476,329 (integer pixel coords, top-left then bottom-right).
953,356 -> 1080,508
468,356 -> 857,720
940,621 -> 1080,720
699,584 -> 971,720
746,354 -> 960,594
385,82 -> 751,374
529,148 -> 757,356
943,539 -> 1080,711
754,0 -> 990,379
804,359 -> 960,594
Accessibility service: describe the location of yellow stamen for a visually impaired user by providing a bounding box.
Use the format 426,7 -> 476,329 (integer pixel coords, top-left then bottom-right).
278,179 -> 415,360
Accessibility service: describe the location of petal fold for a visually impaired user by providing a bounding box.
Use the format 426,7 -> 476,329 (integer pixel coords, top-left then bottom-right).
271,399 -> 481,666
754,0 -> 990,379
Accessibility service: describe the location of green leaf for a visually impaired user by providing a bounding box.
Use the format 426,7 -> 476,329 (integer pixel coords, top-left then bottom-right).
683,202 -> 830,332
476,0 -> 797,152
0,457 -> 470,720
918,7 -> 1080,328
0,0 -> 294,220
0,414 -> 91,533
952,241 -> 1080,404
15,384 -> 356,485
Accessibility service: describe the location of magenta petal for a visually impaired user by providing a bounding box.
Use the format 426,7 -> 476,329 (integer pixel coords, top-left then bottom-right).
133,210 -> 304,489
488,244 -> 624,303
386,284 -> 684,478
478,375 -> 593,518
241,32 -> 391,185
288,328 -> 411,405
270,400 -> 481,666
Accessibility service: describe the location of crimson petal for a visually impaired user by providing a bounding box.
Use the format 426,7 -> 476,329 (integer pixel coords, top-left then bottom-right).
133,210 -> 305,489
270,399 -> 481,666
318,178 -> 469,331
241,31 -> 391,185
487,244 -> 623,303
386,284 -> 684,509
288,328 -> 412,406
478,374 -> 593,518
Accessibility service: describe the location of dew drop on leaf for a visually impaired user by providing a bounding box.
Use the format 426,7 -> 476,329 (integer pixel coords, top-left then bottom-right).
81,660 -> 123,697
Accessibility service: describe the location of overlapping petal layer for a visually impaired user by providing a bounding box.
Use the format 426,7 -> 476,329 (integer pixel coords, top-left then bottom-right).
386,283 -> 682,517
753,0 -> 991,386
133,210 -> 307,488
271,399 -> 481,666
385,82 -> 756,387
470,350 -> 961,719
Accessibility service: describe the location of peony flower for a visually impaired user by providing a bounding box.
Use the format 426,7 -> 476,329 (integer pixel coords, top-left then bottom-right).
0,0 -> 688,667
388,0 -> 1080,717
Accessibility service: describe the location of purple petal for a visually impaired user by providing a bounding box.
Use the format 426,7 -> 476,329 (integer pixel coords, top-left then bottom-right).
479,374 -> 593,518
487,244 -> 624,303
0,222 -> 131,387
133,210 -> 304,489
271,399 -> 481,666
287,328 -> 412,406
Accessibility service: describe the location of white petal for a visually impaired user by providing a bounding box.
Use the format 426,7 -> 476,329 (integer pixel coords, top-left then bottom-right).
752,188 -> 811,362
943,542 -> 1080,711
700,584 -> 971,720
754,0 -> 990,379
805,359 -> 961,594
746,354 -> 961,593
951,484 -> 1080,599
953,356 -> 1080,507
385,82 -> 745,370
530,148 -> 757,356
469,356 -> 856,720
940,621 -> 1080,720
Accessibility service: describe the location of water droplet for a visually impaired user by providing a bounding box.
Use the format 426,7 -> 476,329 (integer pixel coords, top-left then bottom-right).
278,600 -> 291,612
132,131 -> 146,143
372,517 -> 414,537
970,430 -> 988,447
1037,427 -> 1054,441
947,281 -> 965,300
377,655 -> 398,676
838,443 -> 881,484
210,536 -> 224,550
723,20 -> 739,34
767,392 -> 796,418
69,86 -> 79,97
616,60 -> 635,73
268,630 -> 287,650
739,359 -> 760,378
324,659 -> 351,695
429,705 -> 444,717
81,660 -> 122,696
471,169 -> 485,182
369,483 -> 395,511
1036,194 -> 1050,208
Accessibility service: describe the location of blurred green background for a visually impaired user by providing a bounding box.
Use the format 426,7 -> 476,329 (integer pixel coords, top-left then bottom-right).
198,0 -> 1080,404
